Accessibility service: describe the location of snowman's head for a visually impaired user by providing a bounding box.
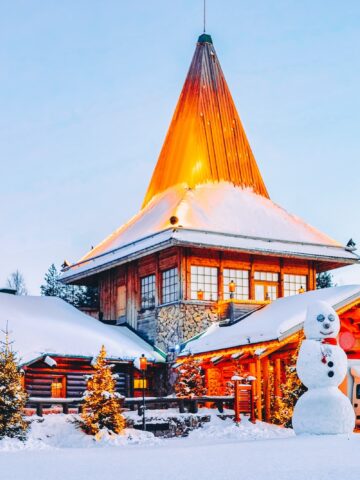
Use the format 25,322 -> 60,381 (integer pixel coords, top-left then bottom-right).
304,301 -> 340,340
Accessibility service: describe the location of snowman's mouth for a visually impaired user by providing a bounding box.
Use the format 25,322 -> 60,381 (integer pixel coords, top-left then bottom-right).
320,331 -> 334,336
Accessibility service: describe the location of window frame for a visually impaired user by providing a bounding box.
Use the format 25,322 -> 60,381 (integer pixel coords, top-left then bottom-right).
223,268 -> 249,300
140,274 -> 156,310
254,271 -> 279,301
161,267 -> 179,304
51,376 -> 66,398
283,274 -> 307,297
190,265 -> 218,301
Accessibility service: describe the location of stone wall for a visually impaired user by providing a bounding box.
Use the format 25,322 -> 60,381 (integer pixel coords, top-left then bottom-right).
155,302 -> 219,352
125,413 -> 211,438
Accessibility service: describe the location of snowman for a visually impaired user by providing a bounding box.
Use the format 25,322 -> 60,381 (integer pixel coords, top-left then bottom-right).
292,300 -> 355,435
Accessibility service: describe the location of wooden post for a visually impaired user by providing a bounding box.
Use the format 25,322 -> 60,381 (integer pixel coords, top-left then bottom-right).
36,403 -> 43,417
233,380 -> 241,424
250,256 -> 255,300
255,359 -> 262,421
274,357 -> 282,399
262,357 -> 271,422
279,259 -> 284,298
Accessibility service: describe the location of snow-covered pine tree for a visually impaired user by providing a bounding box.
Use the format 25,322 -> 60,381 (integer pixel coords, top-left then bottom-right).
78,345 -> 125,435
0,330 -> 29,440
272,335 -> 306,427
40,264 -> 98,310
40,263 -> 65,298
316,271 -> 334,289
174,357 -> 207,398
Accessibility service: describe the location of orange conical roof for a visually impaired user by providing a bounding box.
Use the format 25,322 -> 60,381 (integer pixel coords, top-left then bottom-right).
142,33 -> 269,208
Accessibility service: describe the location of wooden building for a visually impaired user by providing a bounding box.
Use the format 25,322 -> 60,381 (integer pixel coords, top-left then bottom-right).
61,32 -> 358,358
0,293 -> 164,399
180,285 -> 360,422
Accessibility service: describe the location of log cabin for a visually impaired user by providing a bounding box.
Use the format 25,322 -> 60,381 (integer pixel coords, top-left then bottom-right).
60,32 -> 359,361
0,293 -> 165,400
180,285 -> 360,423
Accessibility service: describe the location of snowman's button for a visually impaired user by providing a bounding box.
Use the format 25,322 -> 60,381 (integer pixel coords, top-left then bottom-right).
328,371 -> 334,377
328,361 -> 334,368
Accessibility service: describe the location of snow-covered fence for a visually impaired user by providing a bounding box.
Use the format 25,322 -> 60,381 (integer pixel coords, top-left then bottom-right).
26,392 -> 254,419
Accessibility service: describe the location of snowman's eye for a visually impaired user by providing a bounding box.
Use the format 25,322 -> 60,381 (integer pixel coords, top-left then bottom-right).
328,314 -> 335,322
317,314 -> 325,322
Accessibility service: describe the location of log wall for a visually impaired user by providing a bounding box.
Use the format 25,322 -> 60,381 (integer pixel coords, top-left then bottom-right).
24,357 -> 132,398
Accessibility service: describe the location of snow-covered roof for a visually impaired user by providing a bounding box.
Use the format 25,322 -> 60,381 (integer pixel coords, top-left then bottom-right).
182,285 -> 360,355
61,183 -> 358,282
0,293 -> 164,365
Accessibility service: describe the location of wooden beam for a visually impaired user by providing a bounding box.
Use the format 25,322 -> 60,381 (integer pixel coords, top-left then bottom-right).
262,357 -> 271,422
255,358 -> 262,421
274,358 -> 282,399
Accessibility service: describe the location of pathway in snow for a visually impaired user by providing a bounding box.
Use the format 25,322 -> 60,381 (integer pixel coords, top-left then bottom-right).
0,415 -> 359,480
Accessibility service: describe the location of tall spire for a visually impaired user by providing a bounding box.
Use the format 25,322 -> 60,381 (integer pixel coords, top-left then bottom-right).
142,34 -> 269,208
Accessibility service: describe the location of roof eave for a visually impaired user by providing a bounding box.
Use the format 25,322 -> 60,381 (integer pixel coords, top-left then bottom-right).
61,228 -> 358,283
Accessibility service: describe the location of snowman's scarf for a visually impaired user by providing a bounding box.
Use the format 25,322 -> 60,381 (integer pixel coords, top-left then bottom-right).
321,338 -> 338,346
318,338 -> 337,364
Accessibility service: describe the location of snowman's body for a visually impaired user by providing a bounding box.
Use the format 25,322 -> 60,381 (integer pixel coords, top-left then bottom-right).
292,301 -> 355,435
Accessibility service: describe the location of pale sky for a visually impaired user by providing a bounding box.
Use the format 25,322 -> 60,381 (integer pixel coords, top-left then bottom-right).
1,1 -> 359,294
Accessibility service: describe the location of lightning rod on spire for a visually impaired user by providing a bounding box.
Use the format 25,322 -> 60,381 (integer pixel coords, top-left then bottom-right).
203,0 -> 206,33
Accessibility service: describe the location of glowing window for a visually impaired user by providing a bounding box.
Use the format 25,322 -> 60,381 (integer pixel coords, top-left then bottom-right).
51,377 -> 66,398
284,274 -> 307,297
223,269 -> 249,300
254,271 -> 279,282
191,266 -> 218,301
134,378 -> 148,389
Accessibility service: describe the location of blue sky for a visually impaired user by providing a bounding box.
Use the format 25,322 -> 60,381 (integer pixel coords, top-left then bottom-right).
0,0 -> 359,293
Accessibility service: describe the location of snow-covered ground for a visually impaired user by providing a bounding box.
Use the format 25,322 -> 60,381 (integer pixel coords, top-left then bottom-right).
0,413 -> 359,480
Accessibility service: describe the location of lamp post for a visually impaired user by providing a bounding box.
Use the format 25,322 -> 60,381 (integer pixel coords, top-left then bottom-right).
139,354 -> 147,431
229,280 -> 236,323
298,286 -> 305,294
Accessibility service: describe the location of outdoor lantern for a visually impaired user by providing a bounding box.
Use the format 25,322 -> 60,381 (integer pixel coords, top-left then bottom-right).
229,280 -> 236,295
139,354 -> 148,371
298,286 -> 305,294
197,289 -> 204,300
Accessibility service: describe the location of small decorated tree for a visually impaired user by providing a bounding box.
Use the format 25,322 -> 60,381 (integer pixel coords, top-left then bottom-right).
174,357 -> 207,398
272,335 -> 306,427
0,330 -> 29,440
78,345 -> 125,435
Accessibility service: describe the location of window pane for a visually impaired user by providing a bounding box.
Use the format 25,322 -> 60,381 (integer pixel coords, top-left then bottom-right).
255,284 -> 265,301
141,274 -> 156,309
283,274 -> 307,297
223,268 -> 249,300
161,268 -> 178,304
190,266 -> 218,301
